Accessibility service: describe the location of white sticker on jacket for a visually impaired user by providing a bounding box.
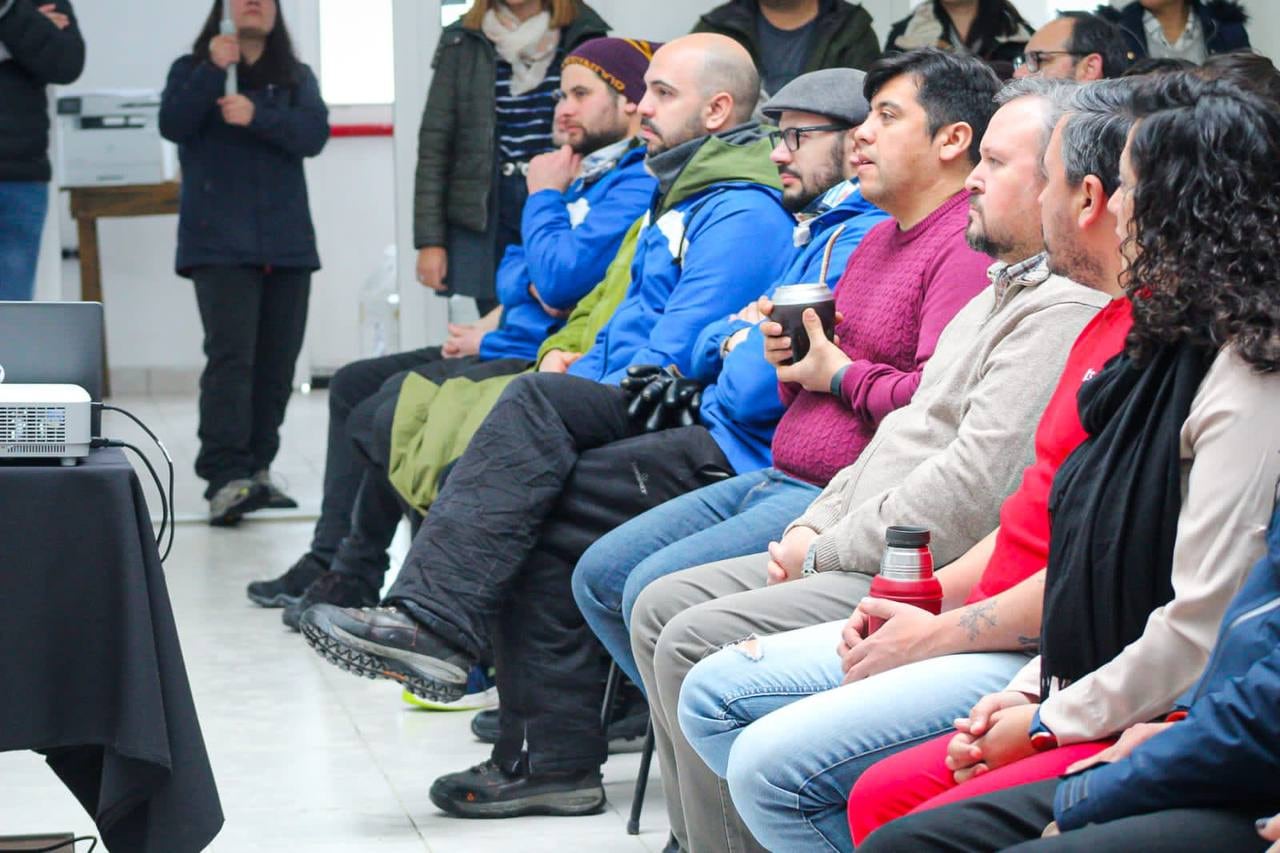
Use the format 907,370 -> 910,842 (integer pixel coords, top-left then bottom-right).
567,198 -> 591,229
654,209 -> 688,259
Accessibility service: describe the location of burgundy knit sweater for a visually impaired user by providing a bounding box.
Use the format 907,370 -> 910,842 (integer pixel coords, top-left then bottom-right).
773,190 -> 994,485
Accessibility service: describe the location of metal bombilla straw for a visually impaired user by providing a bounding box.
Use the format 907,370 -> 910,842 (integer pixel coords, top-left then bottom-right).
221,0 -> 238,95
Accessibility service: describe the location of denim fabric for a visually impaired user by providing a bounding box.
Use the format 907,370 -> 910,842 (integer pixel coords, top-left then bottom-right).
572,468 -> 821,687
0,181 -> 48,300
678,620 -> 1029,852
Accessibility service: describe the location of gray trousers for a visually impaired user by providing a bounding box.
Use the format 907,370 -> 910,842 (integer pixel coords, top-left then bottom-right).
630,553 -> 872,853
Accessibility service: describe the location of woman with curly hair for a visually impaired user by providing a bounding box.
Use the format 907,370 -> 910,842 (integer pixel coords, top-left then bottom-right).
846,70 -> 1280,849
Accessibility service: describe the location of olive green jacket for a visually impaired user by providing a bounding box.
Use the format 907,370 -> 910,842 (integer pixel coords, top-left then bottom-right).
388,217 -> 643,512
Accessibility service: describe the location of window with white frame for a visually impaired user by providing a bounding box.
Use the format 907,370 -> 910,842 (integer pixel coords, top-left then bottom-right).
318,0 -> 395,105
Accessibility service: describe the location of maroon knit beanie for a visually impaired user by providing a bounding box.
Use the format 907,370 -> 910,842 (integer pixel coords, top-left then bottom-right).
563,37 -> 662,105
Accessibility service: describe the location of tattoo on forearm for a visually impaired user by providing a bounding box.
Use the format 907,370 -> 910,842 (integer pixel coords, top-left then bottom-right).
958,600 -> 998,641
1018,635 -> 1040,650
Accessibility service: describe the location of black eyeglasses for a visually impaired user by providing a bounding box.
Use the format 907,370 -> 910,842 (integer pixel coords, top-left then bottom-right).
768,124 -> 851,152
1013,50 -> 1084,73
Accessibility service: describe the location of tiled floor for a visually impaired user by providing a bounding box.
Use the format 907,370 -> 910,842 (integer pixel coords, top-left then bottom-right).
0,391 -> 669,852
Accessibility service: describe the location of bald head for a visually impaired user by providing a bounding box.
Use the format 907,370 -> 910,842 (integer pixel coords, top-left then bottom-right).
638,34 -> 760,153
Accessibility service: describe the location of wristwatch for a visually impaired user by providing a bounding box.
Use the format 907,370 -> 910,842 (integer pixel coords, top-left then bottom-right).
1029,708 -> 1058,752
801,542 -> 819,577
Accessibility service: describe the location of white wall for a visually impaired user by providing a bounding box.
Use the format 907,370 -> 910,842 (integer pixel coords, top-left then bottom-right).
38,0 -> 1277,383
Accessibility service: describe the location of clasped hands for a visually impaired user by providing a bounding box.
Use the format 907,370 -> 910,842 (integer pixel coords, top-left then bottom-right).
620,365 -> 702,432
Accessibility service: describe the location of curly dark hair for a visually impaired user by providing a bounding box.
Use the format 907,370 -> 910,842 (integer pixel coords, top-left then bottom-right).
1123,73 -> 1280,372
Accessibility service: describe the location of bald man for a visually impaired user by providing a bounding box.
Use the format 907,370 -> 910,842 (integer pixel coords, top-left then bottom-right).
302,33 -> 798,819
1014,11 -> 1131,81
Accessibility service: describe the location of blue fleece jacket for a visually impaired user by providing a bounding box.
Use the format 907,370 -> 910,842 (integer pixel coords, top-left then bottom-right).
691,183 -> 888,475
568,130 -> 795,385
480,143 -> 654,361
1054,494 -> 1280,830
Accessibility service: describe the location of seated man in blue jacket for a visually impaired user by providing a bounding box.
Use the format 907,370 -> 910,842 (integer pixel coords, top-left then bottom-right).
859,486 -> 1280,852
301,33 -> 800,818
246,38 -> 658,619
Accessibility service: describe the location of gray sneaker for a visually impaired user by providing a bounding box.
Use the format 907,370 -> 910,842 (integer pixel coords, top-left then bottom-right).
253,469 -> 299,509
208,478 -> 269,527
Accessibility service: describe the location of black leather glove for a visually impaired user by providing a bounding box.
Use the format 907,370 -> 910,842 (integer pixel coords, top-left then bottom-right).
621,365 -> 704,432
620,364 -> 663,397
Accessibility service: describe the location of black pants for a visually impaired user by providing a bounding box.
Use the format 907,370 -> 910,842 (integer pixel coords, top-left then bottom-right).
385,373 -> 732,773
859,777 -> 1270,853
192,266 -> 310,497
310,346 -> 457,565
325,353 -> 529,585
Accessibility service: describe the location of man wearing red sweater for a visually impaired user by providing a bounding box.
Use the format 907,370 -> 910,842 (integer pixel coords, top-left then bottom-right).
843,78 -> 1137,844
667,78 -> 1132,853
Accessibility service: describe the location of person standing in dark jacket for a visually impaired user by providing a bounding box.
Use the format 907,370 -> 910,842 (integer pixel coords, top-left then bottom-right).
0,0 -> 83,300
692,0 -> 881,95
160,0 -> 329,525
1101,0 -> 1250,64
413,0 -> 608,316
885,0 -> 1034,75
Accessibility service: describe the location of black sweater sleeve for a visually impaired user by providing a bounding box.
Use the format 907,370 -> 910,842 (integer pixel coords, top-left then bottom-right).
0,0 -> 85,85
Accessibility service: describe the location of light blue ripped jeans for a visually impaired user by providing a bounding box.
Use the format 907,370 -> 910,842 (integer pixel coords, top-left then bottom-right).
678,620 -> 1030,852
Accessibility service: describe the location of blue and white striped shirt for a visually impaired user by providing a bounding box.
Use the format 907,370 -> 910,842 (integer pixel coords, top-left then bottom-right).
495,54 -> 561,162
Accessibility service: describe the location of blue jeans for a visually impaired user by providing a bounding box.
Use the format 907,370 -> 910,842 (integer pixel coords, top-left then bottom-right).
678,620 -> 1030,852
572,467 -> 821,687
0,182 -> 48,301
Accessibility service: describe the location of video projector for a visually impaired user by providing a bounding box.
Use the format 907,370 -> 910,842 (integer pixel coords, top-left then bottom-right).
0,380 -> 92,465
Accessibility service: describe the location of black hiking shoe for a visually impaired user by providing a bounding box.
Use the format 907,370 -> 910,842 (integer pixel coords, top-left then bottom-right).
208,478 -> 269,527
301,604 -> 473,704
282,570 -> 379,631
429,757 -> 605,819
246,553 -> 328,608
253,469 -> 299,509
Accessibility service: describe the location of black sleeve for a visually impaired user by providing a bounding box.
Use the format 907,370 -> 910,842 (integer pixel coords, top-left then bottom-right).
245,63 -> 330,158
0,0 -> 86,85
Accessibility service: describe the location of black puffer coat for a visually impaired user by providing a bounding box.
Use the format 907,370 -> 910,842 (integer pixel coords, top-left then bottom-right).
0,0 -> 85,182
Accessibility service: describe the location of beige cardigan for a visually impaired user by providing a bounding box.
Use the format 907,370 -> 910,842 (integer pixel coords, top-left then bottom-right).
789,257 -> 1109,574
1006,346 -> 1280,743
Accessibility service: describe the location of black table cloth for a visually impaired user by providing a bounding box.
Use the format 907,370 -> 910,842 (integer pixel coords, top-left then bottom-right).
0,448 -> 222,851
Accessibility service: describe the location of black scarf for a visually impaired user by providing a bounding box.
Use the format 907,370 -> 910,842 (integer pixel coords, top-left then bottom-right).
1039,342 -> 1213,699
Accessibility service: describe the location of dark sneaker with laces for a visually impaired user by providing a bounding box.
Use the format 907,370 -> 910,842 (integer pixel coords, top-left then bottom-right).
429,758 -> 605,819
246,553 -> 328,608
253,469 -> 299,509
301,604 -> 474,703
208,478 -> 269,527
282,570 -> 379,631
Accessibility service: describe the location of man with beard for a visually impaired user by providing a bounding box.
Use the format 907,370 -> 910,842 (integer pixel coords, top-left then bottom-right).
245,38 -> 659,630
301,33 -> 798,818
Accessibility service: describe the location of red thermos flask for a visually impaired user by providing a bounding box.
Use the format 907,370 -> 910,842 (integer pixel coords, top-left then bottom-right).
866,526 -> 944,634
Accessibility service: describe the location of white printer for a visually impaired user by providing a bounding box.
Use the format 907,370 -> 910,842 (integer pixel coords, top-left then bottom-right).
55,90 -> 177,187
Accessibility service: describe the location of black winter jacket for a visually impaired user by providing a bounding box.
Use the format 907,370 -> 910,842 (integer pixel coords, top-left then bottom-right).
412,2 -> 608,249
693,0 -> 882,87
1101,1 -> 1250,59
159,56 -> 329,276
0,0 -> 84,182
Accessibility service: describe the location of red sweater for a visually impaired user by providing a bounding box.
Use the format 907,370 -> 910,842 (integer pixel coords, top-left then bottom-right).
966,297 -> 1134,603
772,191 -> 992,485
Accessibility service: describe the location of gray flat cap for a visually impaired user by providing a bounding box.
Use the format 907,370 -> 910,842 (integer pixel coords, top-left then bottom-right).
762,68 -> 870,126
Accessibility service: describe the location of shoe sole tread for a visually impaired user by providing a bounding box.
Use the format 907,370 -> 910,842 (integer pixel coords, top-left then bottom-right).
301,619 -> 467,704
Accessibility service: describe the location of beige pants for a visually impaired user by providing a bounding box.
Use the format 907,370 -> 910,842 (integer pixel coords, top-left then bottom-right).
630,553 -> 872,852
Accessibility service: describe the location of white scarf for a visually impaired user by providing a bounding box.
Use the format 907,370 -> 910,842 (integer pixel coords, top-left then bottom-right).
481,6 -> 560,96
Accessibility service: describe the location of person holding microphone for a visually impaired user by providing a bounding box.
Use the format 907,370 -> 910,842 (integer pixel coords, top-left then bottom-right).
160,0 -> 329,526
